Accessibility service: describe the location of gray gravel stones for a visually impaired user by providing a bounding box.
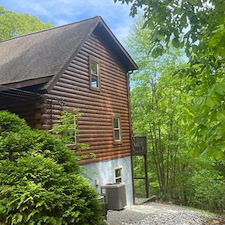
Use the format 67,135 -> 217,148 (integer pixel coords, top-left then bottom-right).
107,202 -> 213,225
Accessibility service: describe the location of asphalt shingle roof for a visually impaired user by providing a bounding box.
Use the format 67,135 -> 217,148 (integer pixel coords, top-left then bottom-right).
0,16 -> 100,85
0,16 -> 137,91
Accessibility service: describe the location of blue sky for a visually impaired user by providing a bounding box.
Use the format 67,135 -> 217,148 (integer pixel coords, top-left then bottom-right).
0,0 -> 135,43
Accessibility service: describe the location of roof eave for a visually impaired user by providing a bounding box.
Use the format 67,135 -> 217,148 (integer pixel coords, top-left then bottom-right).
96,18 -> 138,72
0,75 -> 53,90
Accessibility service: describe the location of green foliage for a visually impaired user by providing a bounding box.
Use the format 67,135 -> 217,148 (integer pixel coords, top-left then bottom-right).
115,0 -> 225,159
0,6 -> 53,41
0,110 -> 29,136
0,128 -> 80,173
126,15 -> 225,213
126,15 -> 188,198
185,160 -> 225,213
51,110 -> 81,145
0,156 -> 101,224
172,58 -> 225,158
0,111 -> 102,224
115,0 -> 224,57
51,110 -> 94,160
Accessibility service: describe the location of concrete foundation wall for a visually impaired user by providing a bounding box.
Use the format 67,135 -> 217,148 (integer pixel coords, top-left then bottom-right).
81,156 -> 134,205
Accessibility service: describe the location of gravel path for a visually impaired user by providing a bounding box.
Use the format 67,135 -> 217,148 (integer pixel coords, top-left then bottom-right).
107,202 -> 214,225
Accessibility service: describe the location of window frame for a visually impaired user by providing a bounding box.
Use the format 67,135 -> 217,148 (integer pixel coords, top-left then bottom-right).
114,167 -> 123,183
112,114 -> 122,144
89,56 -> 100,91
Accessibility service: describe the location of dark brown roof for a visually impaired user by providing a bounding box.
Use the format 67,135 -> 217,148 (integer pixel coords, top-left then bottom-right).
0,16 -> 137,91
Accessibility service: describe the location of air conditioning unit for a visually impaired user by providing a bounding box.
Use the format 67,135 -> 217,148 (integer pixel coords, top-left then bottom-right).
101,183 -> 127,210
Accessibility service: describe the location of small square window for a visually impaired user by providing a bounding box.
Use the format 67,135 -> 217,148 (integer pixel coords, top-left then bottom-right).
115,167 -> 123,183
89,57 -> 100,89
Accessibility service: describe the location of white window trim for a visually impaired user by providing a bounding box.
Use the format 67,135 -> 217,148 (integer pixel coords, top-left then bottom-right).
112,115 -> 122,144
114,167 -> 123,183
89,56 -> 100,90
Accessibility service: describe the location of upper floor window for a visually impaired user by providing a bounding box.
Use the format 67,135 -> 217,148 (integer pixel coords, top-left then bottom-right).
89,56 -> 100,90
113,116 -> 121,143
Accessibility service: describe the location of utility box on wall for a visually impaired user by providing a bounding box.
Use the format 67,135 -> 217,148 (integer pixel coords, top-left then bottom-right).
101,183 -> 127,210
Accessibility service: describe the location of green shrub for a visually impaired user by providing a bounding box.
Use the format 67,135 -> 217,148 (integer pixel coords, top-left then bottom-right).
0,111 -> 28,136
0,111 -> 102,224
0,126 -> 80,173
185,166 -> 225,214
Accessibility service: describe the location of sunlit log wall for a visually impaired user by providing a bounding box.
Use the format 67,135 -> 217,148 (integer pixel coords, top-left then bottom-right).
42,32 -> 132,164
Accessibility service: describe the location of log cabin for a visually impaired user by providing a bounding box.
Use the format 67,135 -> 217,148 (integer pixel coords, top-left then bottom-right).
0,16 -> 137,205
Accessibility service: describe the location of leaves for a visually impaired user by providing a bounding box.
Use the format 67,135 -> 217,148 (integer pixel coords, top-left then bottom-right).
0,6 -> 53,41
214,83 -> 225,95
115,0 -> 218,56
51,110 -> 81,145
0,111 -> 102,224
125,13 -> 225,213
115,0 -> 225,159
151,45 -> 164,58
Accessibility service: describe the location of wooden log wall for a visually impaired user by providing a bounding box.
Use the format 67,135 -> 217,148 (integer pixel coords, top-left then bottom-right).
42,32 -> 132,164
0,96 -> 44,129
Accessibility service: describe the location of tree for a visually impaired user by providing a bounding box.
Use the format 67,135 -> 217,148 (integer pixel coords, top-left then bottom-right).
115,0 -> 225,158
126,15 -> 190,199
0,111 -> 102,224
0,6 -> 53,41
115,0 -> 224,57
126,16 -> 225,213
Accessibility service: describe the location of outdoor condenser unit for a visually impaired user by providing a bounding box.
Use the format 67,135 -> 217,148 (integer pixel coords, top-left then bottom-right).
101,183 -> 127,210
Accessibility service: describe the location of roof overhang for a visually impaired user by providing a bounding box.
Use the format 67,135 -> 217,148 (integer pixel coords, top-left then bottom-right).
94,18 -> 138,72
0,75 -> 53,101
0,85 -> 44,101
0,75 -> 53,89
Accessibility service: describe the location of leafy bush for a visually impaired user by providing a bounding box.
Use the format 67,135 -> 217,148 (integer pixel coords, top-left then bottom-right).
185,168 -> 225,214
0,111 -> 102,224
171,158 -> 225,214
0,128 -> 80,173
0,110 -> 29,136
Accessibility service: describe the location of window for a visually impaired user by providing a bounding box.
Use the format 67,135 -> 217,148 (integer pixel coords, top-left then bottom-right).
114,167 -> 123,183
89,56 -> 100,89
113,116 -> 121,143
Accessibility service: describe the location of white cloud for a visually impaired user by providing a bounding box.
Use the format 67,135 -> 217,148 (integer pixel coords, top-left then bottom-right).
0,0 -> 135,41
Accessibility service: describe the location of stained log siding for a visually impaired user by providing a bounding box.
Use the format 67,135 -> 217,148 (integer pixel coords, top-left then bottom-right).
0,96 -> 44,128
43,33 -> 132,164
